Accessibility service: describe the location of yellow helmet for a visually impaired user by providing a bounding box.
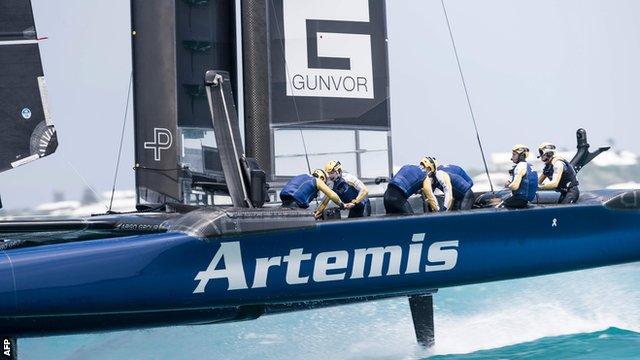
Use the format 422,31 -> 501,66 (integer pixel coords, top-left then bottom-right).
512,144 -> 529,155
312,168 -> 328,182
511,144 -> 530,162
537,142 -> 556,158
324,160 -> 342,174
420,156 -> 438,173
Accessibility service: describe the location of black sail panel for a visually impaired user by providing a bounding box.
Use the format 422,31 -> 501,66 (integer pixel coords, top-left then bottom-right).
0,0 -> 37,40
131,1 -> 182,204
176,0 -> 236,129
0,1 -> 58,173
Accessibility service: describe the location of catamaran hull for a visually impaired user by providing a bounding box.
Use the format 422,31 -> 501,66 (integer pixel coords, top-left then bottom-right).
0,203 -> 638,337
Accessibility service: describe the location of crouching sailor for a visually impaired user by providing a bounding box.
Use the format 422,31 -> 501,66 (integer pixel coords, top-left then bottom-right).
502,145 -> 538,208
537,142 -> 580,204
422,157 -> 475,211
280,169 -> 344,215
317,160 -> 370,218
383,160 -> 429,215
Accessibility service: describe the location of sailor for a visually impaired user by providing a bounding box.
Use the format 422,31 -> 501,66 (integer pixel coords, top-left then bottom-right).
383,161 -> 426,215
438,163 -> 474,188
316,160 -> 370,218
537,142 -> 580,204
421,157 -> 475,211
280,169 -> 344,215
502,145 -> 538,208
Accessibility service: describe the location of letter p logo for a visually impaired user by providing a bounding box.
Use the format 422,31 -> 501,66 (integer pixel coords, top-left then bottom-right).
144,128 -> 173,162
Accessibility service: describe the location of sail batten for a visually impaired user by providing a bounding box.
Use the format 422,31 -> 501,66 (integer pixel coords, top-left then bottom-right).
0,40 -> 38,46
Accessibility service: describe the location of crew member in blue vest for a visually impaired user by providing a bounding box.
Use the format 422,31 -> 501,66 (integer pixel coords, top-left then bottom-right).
316,160 -> 370,218
421,157 -> 475,211
438,163 -> 474,188
502,144 -> 538,208
383,160 -> 430,215
280,169 -> 343,215
537,142 -> 580,204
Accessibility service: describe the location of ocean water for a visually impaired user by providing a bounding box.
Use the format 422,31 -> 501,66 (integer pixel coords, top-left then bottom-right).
20,262 -> 640,359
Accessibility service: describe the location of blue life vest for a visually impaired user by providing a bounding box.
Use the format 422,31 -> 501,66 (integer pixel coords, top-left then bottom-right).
514,163 -> 538,202
438,164 -> 474,186
542,158 -> 579,192
280,174 -> 318,208
432,170 -> 473,199
332,177 -> 360,203
390,165 -> 427,198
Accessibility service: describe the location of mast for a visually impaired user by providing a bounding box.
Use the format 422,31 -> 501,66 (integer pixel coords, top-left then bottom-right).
241,0 -> 272,178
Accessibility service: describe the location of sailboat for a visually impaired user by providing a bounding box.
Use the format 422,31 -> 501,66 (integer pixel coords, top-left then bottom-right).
1,0 -> 639,357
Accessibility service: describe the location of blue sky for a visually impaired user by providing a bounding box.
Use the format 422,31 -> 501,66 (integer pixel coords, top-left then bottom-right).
2,0 -> 640,209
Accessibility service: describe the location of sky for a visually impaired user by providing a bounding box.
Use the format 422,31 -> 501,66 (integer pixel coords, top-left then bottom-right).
2,0 -> 640,209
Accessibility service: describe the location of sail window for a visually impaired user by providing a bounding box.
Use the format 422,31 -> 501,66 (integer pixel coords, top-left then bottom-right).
179,127 -> 217,175
273,129 -> 390,180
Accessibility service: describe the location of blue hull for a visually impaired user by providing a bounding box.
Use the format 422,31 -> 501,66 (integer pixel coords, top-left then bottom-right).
1,203 -> 639,336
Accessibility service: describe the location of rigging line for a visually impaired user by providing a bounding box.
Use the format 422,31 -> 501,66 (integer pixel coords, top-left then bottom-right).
268,0 -> 312,176
63,157 -> 109,211
440,0 -> 494,192
108,71 -> 133,213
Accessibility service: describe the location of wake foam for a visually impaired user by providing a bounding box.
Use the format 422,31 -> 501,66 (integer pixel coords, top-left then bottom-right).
431,262 -> 640,356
